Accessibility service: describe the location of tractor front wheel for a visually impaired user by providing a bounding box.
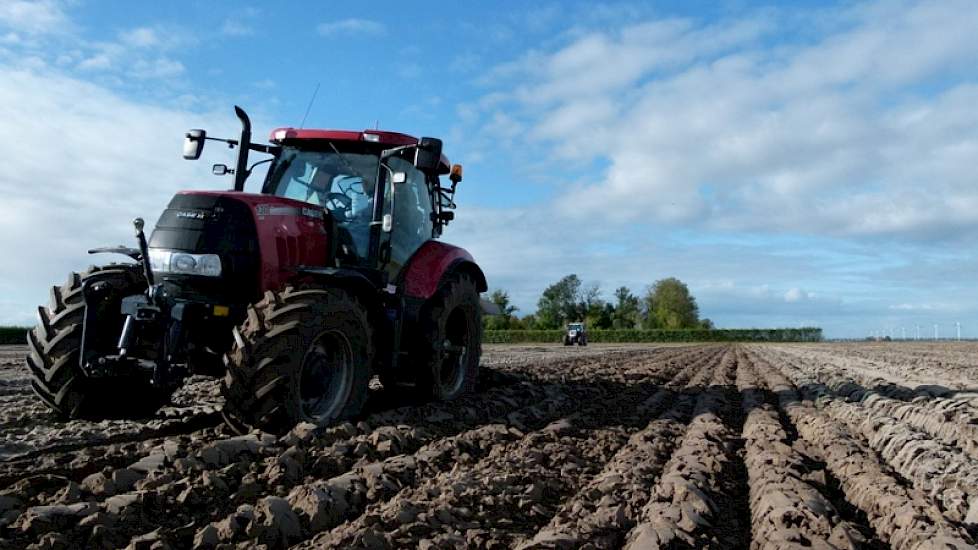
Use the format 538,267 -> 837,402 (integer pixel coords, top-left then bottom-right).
413,273 -> 482,401
222,287 -> 372,435
26,265 -> 170,419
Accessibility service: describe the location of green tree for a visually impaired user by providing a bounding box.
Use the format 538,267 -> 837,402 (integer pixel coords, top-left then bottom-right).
641,288 -> 658,330
485,289 -> 519,330
579,283 -> 603,323
699,318 -> 715,330
612,286 -> 641,329
590,302 -> 615,329
645,277 -> 700,329
536,274 -> 582,329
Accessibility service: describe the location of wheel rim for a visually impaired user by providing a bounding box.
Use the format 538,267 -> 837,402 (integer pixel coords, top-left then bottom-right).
440,307 -> 469,395
298,330 -> 354,423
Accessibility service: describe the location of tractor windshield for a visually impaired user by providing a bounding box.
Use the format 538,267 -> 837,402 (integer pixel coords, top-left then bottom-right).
568,323 -> 583,331
264,146 -> 379,260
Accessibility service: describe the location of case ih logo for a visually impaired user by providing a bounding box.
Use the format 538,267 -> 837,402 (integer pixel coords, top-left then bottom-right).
175,210 -> 207,220
256,204 -> 322,218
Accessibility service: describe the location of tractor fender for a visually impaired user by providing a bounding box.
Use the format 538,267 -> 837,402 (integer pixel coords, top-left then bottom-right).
294,266 -> 382,312
400,241 -> 487,300
87,246 -> 143,261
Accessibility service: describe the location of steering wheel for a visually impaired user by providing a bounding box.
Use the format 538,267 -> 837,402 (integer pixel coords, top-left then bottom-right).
324,192 -> 353,221
335,175 -> 364,196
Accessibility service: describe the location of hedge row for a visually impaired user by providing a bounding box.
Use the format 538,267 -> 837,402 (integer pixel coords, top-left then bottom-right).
0,327 -> 29,345
1,326 -> 823,346
483,328 -> 823,344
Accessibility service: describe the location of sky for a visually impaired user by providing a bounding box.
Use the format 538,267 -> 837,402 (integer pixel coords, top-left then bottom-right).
0,0 -> 976,339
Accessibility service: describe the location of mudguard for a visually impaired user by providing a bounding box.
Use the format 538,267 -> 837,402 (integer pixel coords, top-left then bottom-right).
88,246 -> 143,261
295,266 -> 380,301
399,241 -> 487,300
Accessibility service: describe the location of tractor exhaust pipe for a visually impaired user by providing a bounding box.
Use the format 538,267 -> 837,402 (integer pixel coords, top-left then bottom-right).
233,105 -> 251,192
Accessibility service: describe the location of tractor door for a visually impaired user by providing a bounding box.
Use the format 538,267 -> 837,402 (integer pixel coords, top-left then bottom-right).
377,156 -> 435,281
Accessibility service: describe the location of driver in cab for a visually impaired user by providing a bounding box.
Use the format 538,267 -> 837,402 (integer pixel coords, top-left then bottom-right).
306,163 -> 374,262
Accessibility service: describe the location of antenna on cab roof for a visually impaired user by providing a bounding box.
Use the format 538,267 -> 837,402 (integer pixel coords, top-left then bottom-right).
299,82 -> 320,129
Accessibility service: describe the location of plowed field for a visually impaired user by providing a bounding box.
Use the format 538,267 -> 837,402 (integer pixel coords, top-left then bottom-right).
2,342 -> 977,549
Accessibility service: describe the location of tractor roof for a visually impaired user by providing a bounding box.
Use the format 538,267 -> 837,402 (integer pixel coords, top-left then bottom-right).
269,127 -> 451,174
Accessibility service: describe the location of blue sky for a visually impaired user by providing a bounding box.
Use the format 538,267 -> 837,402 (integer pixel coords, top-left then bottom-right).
1,0 -> 977,339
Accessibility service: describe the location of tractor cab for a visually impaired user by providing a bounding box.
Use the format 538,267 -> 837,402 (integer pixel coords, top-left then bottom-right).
259,129 -> 456,278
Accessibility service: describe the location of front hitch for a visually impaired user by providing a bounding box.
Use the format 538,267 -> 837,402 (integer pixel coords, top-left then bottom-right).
79,218 -> 182,388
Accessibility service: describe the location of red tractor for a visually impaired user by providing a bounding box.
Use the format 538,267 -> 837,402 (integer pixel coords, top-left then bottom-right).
26,106 -> 487,434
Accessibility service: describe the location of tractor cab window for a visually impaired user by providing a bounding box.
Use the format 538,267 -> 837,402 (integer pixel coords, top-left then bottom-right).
265,147 -> 378,262
385,155 -> 434,271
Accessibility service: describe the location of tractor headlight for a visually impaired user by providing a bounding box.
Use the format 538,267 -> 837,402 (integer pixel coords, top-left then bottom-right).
149,249 -> 222,277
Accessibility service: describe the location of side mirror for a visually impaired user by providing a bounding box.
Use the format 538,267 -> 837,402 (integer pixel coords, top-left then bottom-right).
414,137 -> 442,172
183,129 -> 206,160
212,164 -> 230,175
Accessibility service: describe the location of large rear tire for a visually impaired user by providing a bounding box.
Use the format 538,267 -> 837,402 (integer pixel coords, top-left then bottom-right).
26,265 -> 170,419
222,287 -> 372,435
412,273 -> 482,401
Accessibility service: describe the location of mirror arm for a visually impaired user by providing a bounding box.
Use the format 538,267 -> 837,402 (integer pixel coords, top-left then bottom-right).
204,136 -> 236,146
243,157 -> 274,180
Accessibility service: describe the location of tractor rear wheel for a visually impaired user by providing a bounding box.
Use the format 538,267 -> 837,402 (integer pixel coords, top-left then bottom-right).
412,273 -> 482,401
222,287 -> 372,435
26,265 -> 170,419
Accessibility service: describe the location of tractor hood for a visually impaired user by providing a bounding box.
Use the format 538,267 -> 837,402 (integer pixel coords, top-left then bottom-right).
149,190 -> 329,299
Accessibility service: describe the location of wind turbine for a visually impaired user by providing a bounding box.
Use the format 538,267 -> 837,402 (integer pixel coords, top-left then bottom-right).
934,324 -> 939,340
957,322 -> 961,341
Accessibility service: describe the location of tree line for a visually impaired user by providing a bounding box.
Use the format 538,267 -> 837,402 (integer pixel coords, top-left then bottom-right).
485,274 -> 714,331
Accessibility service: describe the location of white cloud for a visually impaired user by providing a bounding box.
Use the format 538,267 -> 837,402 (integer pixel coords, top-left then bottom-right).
445,203 -> 847,319
889,303 -> 935,311
317,18 -> 384,37
130,57 -> 185,79
0,66 -> 242,325
77,50 -> 113,71
784,288 -> 816,303
220,19 -> 253,37
0,17 -> 192,82
397,63 -> 422,79
220,7 -> 259,36
120,27 -> 160,48
0,0 -> 68,35
469,0 -> 978,240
